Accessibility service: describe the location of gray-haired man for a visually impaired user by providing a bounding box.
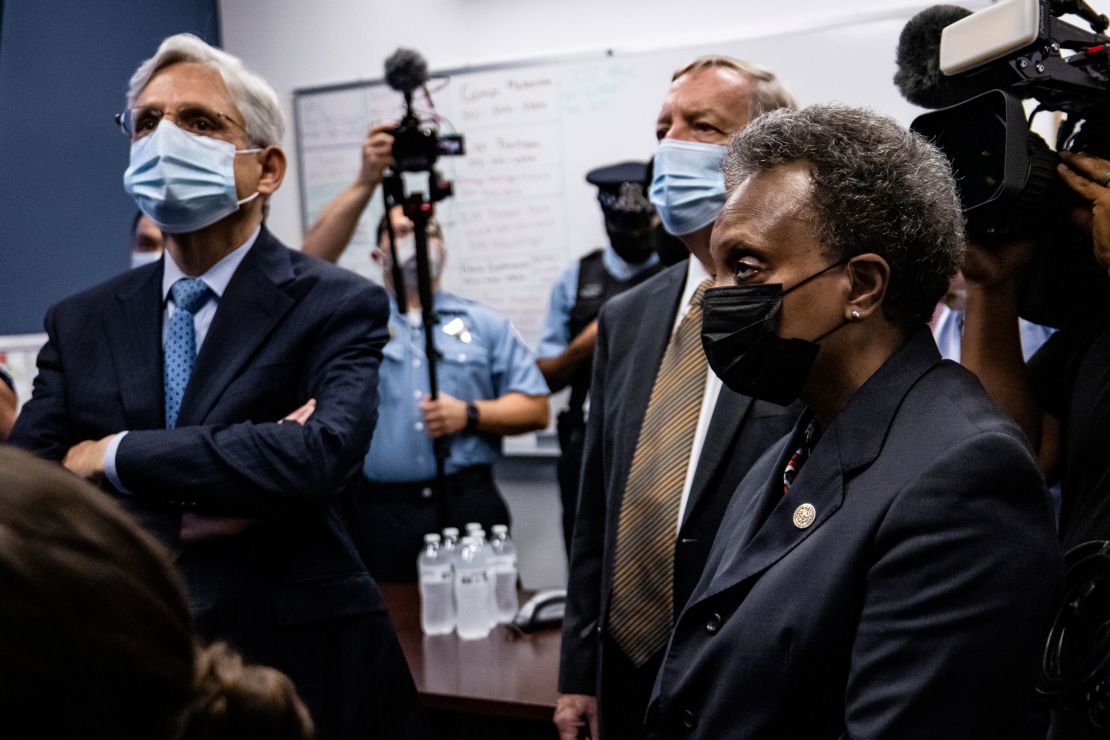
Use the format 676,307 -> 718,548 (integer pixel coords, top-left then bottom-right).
555,55 -> 801,740
11,34 -> 427,740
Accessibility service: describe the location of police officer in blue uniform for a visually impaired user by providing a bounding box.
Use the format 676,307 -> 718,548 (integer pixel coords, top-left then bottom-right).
536,161 -> 664,554
302,128 -> 550,580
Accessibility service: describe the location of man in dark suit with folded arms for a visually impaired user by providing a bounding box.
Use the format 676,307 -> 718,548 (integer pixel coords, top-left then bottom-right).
10,34 -> 426,740
555,55 -> 800,740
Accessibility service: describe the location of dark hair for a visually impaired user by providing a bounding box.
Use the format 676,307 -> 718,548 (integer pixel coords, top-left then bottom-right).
180,643 -> 315,740
723,104 -> 965,330
0,447 -> 314,740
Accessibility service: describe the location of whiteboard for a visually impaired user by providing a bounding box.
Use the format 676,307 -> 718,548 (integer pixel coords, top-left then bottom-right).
292,7 -> 988,351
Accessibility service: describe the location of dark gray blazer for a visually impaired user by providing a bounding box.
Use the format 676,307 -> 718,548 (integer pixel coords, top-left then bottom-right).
559,261 -> 800,695
645,330 -> 1064,739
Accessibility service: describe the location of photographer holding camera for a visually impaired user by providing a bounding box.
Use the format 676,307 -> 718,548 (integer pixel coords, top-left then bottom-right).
895,1 -> 1110,550
302,124 -> 550,582
891,5 -> 1110,732
960,146 -> 1110,740
962,149 -> 1110,547
302,123 -> 395,262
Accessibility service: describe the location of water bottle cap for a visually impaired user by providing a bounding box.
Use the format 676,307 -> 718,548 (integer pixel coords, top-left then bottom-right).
461,536 -> 478,546
492,524 -> 508,534
465,522 -> 482,532
443,527 -> 460,537
424,533 -> 441,543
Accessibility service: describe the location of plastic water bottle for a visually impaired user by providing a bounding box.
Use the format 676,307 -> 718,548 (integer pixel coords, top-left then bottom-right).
489,524 -> 519,622
454,536 -> 492,639
442,527 -> 461,567
471,528 -> 498,628
440,527 -> 462,629
418,534 -> 454,635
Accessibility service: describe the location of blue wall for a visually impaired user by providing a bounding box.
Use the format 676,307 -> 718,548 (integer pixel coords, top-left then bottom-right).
0,1 -> 220,334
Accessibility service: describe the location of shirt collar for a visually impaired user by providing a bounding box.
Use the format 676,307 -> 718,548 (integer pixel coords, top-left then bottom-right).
680,252 -> 713,306
601,244 -> 660,281
387,290 -> 454,327
162,226 -> 261,303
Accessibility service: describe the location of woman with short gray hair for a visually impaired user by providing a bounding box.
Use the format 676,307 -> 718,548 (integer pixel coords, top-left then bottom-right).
645,104 -> 1063,739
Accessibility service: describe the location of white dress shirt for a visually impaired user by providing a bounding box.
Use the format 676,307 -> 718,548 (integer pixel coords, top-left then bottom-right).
104,227 -> 261,491
672,255 -> 723,528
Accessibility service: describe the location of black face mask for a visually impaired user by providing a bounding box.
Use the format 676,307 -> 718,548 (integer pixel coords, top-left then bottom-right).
607,224 -> 656,265
700,261 -> 848,406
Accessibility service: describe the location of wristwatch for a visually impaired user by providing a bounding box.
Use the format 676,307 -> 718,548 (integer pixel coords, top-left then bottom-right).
465,401 -> 480,432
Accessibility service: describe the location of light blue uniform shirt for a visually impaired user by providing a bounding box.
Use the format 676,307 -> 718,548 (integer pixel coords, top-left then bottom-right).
536,245 -> 659,359
363,291 -> 550,483
932,304 -> 1055,363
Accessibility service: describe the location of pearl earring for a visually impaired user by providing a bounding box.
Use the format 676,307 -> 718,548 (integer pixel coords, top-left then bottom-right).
849,310 -> 861,321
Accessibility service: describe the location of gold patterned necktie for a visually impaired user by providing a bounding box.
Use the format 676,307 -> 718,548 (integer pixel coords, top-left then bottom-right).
609,278 -> 713,666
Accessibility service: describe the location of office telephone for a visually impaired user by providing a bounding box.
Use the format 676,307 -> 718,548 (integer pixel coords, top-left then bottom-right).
511,589 -> 566,633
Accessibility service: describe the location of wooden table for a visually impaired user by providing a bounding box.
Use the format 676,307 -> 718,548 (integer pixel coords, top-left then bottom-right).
381,583 -> 561,739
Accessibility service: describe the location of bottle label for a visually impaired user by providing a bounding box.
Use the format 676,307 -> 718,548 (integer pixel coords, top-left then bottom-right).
421,567 -> 452,583
457,571 -> 488,586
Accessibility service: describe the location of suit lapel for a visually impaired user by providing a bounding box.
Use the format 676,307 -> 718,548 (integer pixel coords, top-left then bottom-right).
175,230 -> 296,427
680,387 -> 753,530
615,264 -> 686,489
695,329 -> 944,604
702,421 -> 846,601
106,263 -> 165,429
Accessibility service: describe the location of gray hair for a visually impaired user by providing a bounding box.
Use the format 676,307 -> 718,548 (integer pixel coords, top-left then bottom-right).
723,104 -> 964,330
127,34 -> 285,148
672,55 -> 797,119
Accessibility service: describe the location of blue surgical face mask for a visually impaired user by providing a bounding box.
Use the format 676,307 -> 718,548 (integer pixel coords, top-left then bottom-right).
650,139 -> 728,236
123,120 -> 262,234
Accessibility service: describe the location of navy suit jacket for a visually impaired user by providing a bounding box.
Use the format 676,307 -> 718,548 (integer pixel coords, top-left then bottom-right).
559,261 -> 800,695
11,227 -> 389,627
645,330 -> 1064,739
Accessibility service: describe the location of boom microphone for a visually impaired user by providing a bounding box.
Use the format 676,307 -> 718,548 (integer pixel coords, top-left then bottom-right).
894,5 -> 982,108
384,48 -> 429,95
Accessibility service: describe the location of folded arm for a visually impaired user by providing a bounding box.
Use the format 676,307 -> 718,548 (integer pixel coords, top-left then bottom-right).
114,286 -> 389,517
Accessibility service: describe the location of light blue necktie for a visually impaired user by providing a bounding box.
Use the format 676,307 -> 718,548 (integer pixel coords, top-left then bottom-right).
164,278 -> 210,429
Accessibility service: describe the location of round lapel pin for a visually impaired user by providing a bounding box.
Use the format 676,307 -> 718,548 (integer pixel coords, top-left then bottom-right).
792,503 -> 816,529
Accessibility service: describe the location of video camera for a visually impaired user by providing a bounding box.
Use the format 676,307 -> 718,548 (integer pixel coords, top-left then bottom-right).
384,48 -> 465,178
895,0 -> 1110,325
898,0 -> 1110,236
378,49 -> 467,519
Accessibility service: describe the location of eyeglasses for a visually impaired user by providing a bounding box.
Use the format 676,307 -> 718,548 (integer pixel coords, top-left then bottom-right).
114,105 -> 249,142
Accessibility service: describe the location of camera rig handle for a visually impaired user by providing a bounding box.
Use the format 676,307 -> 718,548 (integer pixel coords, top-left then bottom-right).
381,173 -> 409,313
381,47 -> 467,528
379,169 -> 452,528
